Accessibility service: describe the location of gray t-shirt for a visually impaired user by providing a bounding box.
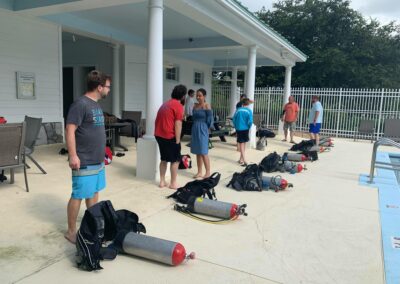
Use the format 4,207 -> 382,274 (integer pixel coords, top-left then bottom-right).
66,95 -> 106,166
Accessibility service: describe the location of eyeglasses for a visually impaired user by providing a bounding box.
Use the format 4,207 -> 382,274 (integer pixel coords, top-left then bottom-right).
103,85 -> 112,88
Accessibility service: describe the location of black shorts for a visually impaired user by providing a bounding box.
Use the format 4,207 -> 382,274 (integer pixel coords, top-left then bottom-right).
236,130 -> 249,143
155,136 -> 181,163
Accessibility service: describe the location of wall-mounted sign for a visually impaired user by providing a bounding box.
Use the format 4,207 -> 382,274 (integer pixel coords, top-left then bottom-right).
16,71 -> 36,100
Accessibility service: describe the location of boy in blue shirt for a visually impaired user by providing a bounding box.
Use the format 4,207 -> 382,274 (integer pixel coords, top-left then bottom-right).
233,98 -> 253,166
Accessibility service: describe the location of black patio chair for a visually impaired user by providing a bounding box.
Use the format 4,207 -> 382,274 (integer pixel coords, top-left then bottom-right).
0,123 -> 29,192
354,119 -> 375,143
24,116 -> 46,174
383,118 -> 400,142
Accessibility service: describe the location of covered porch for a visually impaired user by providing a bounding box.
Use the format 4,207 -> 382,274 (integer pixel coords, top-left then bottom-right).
0,136 -> 385,283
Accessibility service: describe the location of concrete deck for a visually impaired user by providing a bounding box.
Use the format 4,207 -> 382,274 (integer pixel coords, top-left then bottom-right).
0,135 -> 390,283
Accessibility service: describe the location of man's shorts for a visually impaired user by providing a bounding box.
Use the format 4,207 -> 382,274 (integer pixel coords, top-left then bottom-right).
155,136 -> 181,163
309,123 -> 322,134
71,163 -> 105,199
236,129 -> 250,143
284,121 -> 296,131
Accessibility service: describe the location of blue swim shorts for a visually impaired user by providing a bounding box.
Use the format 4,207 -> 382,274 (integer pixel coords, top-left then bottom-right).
71,163 -> 106,199
309,123 -> 322,134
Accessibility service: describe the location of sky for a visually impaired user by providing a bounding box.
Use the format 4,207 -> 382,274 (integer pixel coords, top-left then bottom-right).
240,0 -> 400,25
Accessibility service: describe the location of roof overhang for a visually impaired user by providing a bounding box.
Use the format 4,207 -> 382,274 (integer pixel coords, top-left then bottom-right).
4,0 -> 307,67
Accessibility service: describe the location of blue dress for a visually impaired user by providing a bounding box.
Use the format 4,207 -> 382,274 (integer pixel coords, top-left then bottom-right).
190,109 -> 213,155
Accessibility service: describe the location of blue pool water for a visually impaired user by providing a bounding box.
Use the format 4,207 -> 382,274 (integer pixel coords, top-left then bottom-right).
359,152 -> 400,284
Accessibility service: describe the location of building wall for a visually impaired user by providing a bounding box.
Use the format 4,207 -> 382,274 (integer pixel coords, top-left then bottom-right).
123,44 -> 212,117
62,37 -> 113,113
0,10 -> 62,123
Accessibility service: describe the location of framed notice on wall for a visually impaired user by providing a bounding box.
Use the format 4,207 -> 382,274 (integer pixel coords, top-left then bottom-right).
16,71 -> 36,100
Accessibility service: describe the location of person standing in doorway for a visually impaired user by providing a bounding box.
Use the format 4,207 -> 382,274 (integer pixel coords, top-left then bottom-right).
281,95 -> 299,143
64,70 -> 111,244
233,98 -> 253,166
154,84 -> 187,189
191,88 -> 214,179
184,89 -> 195,120
309,95 -> 323,145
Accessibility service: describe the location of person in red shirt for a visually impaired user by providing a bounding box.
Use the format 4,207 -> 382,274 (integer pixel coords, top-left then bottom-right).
154,84 -> 187,189
281,96 -> 300,143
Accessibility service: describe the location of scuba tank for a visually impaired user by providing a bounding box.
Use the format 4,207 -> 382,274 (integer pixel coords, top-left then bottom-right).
262,175 -> 293,191
285,153 -> 308,161
281,160 -> 305,174
115,232 -> 195,266
175,196 -> 247,221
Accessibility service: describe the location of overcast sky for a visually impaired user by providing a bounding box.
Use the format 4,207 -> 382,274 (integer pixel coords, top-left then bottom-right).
240,0 -> 400,24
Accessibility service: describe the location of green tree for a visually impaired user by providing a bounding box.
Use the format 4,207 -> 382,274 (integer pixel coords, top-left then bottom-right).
255,0 -> 400,88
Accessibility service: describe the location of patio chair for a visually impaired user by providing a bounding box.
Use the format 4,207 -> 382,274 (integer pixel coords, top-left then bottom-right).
24,116 -> 46,174
119,111 -> 142,142
0,123 -> 29,192
383,118 -> 400,142
354,119 -> 375,143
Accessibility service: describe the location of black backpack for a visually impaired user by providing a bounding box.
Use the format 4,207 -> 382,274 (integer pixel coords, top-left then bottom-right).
302,150 -> 318,161
227,164 -> 263,191
289,140 -> 315,152
76,200 -> 145,271
259,152 -> 281,173
167,172 -> 220,204
256,128 -> 276,138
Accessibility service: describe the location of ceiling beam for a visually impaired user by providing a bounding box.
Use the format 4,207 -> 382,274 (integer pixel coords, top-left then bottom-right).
213,58 -> 280,67
164,36 -> 240,50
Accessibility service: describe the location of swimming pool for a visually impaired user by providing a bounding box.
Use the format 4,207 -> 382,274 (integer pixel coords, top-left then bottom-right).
360,152 -> 400,284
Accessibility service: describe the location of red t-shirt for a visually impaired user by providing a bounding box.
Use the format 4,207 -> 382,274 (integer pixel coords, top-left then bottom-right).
283,102 -> 299,122
154,99 -> 184,139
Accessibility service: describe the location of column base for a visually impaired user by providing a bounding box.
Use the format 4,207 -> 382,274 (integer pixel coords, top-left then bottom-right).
278,120 -> 284,136
136,136 -> 160,181
248,124 -> 257,149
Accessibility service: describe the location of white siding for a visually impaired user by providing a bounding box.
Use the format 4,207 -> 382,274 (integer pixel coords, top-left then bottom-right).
123,44 -> 212,117
0,10 -> 62,123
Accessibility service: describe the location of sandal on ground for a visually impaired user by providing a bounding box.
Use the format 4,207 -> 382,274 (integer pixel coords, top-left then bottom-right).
281,139 -> 287,142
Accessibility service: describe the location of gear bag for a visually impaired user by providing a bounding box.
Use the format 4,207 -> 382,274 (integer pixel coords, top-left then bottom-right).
259,152 -> 282,173
76,200 -> 146,271
289,139 -> 315,152
167,172 -> 221,204
227,164 -> 263,191
178,154 -> 192,170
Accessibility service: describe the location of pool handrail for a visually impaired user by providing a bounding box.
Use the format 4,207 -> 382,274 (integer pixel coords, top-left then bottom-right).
369,138 -> 400,183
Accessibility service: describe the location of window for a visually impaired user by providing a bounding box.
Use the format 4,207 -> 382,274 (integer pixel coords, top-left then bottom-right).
194,71 -> 204,85
165,66 -> 179,81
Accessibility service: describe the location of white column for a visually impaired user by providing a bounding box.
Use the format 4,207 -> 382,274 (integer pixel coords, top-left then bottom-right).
245,45 -> 257,148
283,65 -> 293,104
145,0 -> 163,137
229,67 -> 238,117
112,43 -> 120,116
245,46 -> 257,111
137,0 -> 163,180
279,65 -> 293,136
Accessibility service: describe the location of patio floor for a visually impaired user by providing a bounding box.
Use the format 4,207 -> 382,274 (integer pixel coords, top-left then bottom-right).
0,135 -> 391,284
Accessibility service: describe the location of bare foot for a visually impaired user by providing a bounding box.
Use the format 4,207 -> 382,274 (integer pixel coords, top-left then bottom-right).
169,183 -> 179,190
202,174 -> 211,179
159,181 -> 168,188
64,232 -> 76,244
192,173 -> 202,179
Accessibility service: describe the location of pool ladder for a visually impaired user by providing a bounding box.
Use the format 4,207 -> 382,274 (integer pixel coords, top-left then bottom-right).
369,138 -> 400,183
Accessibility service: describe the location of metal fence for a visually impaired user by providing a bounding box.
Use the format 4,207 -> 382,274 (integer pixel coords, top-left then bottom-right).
212,86 -> 400,139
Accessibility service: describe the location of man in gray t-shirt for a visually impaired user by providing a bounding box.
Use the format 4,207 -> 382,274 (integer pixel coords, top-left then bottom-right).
64,70 -> 111,244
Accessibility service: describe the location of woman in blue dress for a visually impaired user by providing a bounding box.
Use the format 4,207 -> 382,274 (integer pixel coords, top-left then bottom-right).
191,88 -> 214,178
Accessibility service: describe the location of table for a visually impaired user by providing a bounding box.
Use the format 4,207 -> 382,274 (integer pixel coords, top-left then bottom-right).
106,122 -> 131,154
